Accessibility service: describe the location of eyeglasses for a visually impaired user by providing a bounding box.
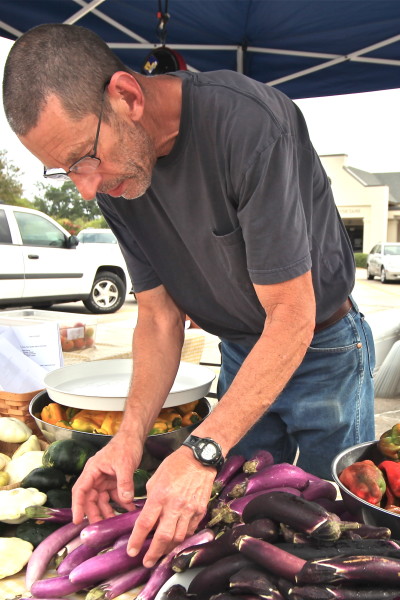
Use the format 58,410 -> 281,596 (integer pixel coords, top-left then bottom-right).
43,83 -> 108,181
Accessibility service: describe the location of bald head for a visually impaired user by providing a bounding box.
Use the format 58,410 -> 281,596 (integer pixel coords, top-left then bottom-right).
3,23 -> 129,135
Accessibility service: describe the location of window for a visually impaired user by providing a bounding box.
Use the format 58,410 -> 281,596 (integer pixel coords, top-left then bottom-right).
0,209 -> 12,244
14,211 -> 67,248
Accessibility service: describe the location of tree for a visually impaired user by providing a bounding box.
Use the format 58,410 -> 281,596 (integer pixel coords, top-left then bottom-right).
33,180 -> 102,221
0,149 -> 28,205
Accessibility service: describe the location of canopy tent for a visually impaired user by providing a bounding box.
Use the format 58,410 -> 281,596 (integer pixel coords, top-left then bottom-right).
0,0 -> 399,99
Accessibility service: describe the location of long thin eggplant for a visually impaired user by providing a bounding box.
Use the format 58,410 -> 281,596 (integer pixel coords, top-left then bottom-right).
241,491 -> 359,542
135,529 -> 215,600
301,479 -> 338,502
234,535 -> 306,582
297,554 -> 400,586
172,518 -> 278,572
274,539 -> 400,560
57,536 -> 111,576
26,519 -> 88,591
25,506 -> 73,522
289,584 -> 400,599
209,487 -> 301,526
86,565 -> 151,600
229,565 -> 282,598
228,463 -> 311,499
31,574 -> 85,598
242,449 -> 274,474
212,455 -> 246,496
69,539 -> 151,586
80,508 -> 142,547
187,554 -> 254,600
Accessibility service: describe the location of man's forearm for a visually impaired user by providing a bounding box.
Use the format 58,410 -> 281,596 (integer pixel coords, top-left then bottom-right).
118,313 -> 184,445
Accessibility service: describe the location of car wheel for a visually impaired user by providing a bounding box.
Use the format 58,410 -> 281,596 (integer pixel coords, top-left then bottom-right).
83,271 -> 126,314
366,266 -> 374,280
380,267 -> 388,284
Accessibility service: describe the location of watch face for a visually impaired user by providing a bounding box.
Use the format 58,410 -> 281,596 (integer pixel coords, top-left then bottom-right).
201,443 -> 218,462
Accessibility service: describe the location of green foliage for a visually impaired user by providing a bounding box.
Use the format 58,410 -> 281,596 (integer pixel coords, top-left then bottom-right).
354,253 -> 368,269
32,180 -> 102,221
0,149 -> 25,205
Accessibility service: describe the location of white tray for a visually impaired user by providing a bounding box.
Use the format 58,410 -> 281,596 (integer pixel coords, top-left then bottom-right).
44,359 -> 215,410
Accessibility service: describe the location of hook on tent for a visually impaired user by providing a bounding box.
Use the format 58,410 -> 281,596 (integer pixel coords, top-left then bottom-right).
142,0 -> 187,75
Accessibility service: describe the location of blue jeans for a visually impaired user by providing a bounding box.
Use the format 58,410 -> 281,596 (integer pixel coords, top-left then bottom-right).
217,302 -> 376,480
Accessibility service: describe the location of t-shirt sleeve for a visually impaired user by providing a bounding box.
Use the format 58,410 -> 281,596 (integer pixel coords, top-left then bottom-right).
96,195 -> 162,293
236,132 -> 312,285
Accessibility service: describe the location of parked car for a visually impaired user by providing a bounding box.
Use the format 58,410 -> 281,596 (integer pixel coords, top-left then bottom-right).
0,204 -> 132,313
367,242 -> 400,283
77,228 -> 119,244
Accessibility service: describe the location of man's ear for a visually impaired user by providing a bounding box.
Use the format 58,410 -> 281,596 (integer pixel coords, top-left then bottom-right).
107,71 -> 144,121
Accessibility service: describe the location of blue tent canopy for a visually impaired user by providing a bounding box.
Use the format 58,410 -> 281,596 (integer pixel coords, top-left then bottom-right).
0,0 -> 399,99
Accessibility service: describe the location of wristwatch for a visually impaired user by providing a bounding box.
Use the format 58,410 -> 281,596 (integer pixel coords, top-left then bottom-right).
183,434 -> 225,471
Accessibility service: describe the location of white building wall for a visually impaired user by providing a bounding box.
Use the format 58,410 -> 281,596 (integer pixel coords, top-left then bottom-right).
320,155 -> 391,253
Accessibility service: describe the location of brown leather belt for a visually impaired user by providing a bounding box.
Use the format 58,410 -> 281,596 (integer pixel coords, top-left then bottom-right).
314,297 -> 353,333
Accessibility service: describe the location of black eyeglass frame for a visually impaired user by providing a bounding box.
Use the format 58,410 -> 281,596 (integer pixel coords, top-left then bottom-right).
43,83 -> 109,181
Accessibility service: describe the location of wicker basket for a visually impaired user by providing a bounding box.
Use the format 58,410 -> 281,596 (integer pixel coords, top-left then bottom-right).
0,389 -> 44,431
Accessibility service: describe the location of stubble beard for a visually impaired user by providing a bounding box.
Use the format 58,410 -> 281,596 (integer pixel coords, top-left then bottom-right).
102,120 -> 157,200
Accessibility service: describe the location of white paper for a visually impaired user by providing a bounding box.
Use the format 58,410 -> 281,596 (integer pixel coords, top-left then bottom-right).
0,322 -> 63,393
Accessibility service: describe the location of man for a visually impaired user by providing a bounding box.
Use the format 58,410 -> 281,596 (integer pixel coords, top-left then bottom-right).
3,24 -> 375,568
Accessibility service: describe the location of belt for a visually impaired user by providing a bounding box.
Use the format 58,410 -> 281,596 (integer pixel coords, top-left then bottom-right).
314,297 -> 353,333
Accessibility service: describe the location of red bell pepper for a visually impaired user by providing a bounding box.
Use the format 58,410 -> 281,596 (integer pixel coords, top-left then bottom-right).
339,460 -> 386,506
379,460 -> 400,499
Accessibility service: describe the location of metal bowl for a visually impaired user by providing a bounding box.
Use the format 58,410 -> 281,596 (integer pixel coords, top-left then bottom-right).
331,440 -> 400,537
30,390 -> 212,471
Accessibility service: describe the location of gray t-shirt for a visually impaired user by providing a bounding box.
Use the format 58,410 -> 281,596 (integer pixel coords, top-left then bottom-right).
97,70 -> 355,346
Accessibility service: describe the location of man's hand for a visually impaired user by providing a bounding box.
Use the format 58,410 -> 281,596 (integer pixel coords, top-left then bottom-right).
126,447 -> 215,567
71,430 -> 140,524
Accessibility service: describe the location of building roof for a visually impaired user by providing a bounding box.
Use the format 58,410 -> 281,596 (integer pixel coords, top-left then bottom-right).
345,166 -> 400,208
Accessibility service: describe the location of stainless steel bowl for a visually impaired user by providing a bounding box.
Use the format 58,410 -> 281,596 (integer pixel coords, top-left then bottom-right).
331,440 -> 400,537
30,390 -> 212,471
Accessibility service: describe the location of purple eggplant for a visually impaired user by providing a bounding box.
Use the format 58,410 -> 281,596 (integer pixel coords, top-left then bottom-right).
229,565 -> 283,598
242,449 -> 274,474
172,518 -> 278,572
86,565 -> 151,600
339,523 -> 391,540
241,491 -> 359,543
135,528 -> 215,600
211,594 -> 273,600
212,454 -> 246,496
301,479 -> 338,502
161,584 -> 194,599
209,487 -> 301,526
112,532 -> 131,549
31,574 -> 84,598
69,539 -> 151,586
25,519 -> 87,591
80,508 -> 142,547
297,554 -> 400,586
235,535 -> 306,582
274,539 -> 400,560
188,554 -> 254,600
57,536 -> 111,576
25,506 -> 73,522
280,523 -> 311,544
228,463 -> 311,499
289,584 -> 400,599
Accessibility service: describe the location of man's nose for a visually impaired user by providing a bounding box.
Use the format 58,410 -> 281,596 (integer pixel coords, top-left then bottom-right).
70,172 -> 102,201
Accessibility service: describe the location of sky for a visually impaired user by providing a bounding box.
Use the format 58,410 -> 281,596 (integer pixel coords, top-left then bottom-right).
1,35 -> 400,200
